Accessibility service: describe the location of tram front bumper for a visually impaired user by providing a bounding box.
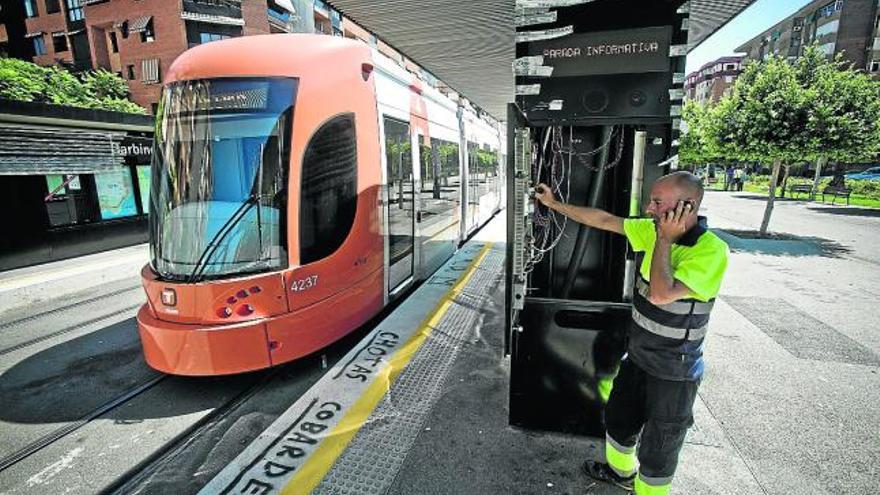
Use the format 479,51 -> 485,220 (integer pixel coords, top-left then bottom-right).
137,304 -> 272,376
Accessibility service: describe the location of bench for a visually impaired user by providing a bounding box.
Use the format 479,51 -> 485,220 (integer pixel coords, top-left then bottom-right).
788,184 -> 813,198
821,186 -> 852,205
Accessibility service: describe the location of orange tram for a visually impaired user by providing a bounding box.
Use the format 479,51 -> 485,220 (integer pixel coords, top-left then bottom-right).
137,34 -> 504,375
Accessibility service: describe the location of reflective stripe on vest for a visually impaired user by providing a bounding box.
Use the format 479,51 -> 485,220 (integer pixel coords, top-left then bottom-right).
632,277 -> 712,341
635,277 -> 714,315
631,308 -> 708,341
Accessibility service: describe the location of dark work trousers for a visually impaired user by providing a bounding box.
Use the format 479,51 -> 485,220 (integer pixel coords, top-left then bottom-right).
605,357 -> 700,483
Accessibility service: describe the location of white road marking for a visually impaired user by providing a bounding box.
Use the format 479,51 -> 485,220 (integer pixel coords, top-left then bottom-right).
25,447 -> 83,487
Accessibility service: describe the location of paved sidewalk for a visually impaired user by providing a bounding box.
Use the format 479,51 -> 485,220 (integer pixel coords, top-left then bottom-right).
693,191 -> 880,494
0,244 -> 148,318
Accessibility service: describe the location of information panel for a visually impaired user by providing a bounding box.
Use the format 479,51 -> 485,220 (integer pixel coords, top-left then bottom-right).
527,26 -> 672,77
95,167 -> 138,219
136,166 -> 151,215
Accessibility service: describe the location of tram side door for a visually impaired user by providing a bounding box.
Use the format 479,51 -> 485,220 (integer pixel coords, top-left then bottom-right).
383,116 -> 416,294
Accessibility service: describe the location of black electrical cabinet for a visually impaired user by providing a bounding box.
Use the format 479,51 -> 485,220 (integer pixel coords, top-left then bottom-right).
507,0 -> 688,437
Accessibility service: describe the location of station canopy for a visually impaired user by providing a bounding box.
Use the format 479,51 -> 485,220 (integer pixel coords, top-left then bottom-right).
327,0 -> 756,120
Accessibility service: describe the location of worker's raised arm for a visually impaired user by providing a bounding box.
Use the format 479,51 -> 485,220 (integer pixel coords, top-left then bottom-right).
533,183 -> 624,235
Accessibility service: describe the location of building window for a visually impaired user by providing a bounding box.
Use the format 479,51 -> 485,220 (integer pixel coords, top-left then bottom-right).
23,0 -> 38,17
33,35 -> 47,55
141,58 -> 160,84
300,113 -> 358,264
109,31 -> 119,53
140,20 -> 155,43
126,64 -> 135,80
815,19 -> 839,37
724,63 -> 736,71
66,0 -> 83,22
52,32 -> 68,52
46,0 -> 60,14
199,32 -> 230,44
817,0 -> 841,18
870,61 -> 880,73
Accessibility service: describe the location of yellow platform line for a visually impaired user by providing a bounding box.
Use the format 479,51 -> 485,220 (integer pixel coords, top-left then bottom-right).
280,242 -> 494,495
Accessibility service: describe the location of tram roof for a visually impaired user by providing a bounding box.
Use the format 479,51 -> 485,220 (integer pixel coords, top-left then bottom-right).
326,0 -> 757,120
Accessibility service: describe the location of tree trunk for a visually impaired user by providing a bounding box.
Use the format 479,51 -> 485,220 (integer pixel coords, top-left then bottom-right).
829,161 -> 846,188
811,156 -> 828,200
760,159 -> 782,236
779,164 -> 791,198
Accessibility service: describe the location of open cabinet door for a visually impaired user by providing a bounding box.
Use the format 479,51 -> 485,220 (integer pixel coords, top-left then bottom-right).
505,103 -> 530,357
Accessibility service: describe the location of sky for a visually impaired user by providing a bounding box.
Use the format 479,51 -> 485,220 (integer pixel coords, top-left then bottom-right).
685,0 -> 814,74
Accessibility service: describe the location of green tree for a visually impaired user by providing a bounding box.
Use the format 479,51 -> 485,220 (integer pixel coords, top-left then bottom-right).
795,47 -> 880,197
679,100 -> 732,167
82,69 -> 131,100
0,58 -> 48,101
714,55 -> 812,235
0,58 -> 146,114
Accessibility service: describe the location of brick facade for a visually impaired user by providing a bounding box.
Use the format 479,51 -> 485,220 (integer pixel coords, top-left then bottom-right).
684,56 -> 744,105
84,0 -> 186,112
13,0 -> 292,113
242,0 -> 271,36
23,0 -> 73,66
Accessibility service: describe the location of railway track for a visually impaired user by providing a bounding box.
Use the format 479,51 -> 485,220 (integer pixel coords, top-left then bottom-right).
0,283 -> 141,331
102,370 -> 280,495
0,374 -> 166,474
0,369 -> 278,482
0,303 -> 142,357
0,283 -> 143,357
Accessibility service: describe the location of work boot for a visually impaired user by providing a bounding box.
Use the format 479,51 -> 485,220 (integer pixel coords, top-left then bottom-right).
582,460 -> 635,491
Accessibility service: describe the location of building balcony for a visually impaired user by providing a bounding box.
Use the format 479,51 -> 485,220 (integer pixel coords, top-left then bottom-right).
267,10 -> 292,32
314,0 -> 330,20
181,0 -> 242,20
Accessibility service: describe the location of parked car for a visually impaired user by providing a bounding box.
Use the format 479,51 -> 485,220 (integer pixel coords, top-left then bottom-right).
844,166 -> 880,181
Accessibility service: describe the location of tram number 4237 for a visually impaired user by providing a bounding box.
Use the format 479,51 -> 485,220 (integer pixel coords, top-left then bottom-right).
290,275 -> 318,292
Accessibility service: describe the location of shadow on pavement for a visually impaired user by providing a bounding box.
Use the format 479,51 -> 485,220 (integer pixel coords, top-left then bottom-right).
807,206 -> 880,218
0,319 -> 262,424
714,229 -> 852,258
721,193 -> 808,203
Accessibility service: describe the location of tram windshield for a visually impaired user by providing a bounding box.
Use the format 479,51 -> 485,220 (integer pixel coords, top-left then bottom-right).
149,77 -> 297,282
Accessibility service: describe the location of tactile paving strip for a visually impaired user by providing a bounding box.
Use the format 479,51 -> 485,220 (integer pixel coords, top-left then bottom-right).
313,247 -> 505,495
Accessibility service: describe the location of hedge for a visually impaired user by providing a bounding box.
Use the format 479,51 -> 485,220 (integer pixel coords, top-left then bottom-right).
0,58 -> 145,114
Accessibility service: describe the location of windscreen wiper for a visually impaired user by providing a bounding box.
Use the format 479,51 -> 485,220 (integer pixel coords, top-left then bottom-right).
186,193 -> 260,283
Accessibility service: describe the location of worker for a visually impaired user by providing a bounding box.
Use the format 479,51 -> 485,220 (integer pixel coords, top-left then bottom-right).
534,171 -> 729,494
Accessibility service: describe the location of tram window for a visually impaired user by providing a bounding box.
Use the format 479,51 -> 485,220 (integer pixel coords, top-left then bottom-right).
300,113 -> 358,264
419,137 -> 459,225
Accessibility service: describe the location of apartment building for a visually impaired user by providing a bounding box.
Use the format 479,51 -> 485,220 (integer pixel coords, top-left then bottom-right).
3,0 -> 342,112
685,55 -> 744,104
736,0 -> 880,77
